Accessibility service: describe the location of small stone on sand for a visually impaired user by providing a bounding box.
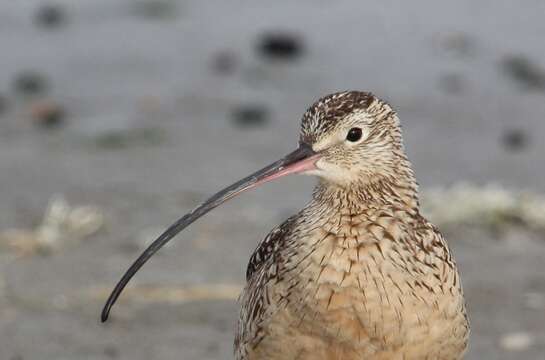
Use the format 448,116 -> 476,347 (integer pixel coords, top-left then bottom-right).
231,104 -> 270,128
257,32 -> 304,61
29,100 -> 66,129
35,3 -> 67,28
13,71 -> 49,96
501,55 -> 545,91
502,128 -> 528,152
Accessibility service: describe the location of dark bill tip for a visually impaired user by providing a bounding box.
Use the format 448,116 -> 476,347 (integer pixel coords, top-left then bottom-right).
100,144 -> 318,322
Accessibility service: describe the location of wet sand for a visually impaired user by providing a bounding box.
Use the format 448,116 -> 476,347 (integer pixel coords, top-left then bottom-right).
1,1 -> 545,359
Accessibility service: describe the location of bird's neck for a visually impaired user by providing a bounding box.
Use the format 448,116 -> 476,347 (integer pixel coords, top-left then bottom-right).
312,171 -> 419,216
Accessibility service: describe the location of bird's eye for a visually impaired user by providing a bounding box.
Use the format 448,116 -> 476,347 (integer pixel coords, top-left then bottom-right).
346,127 -> 363,142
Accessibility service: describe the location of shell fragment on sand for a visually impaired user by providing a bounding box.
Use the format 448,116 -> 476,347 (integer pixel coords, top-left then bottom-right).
422,183 -> 545,233
0,195 -> 103,255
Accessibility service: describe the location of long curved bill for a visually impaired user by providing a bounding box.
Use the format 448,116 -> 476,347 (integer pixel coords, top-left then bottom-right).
101,143 -> 319,322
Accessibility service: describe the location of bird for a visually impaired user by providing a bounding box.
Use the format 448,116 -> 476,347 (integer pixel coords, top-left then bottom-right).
101,91 -> 470,359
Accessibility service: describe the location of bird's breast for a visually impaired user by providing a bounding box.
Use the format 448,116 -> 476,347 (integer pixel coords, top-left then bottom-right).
270,214 -> 466,357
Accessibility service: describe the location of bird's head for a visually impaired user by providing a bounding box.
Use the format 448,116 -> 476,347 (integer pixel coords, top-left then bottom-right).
299,91 -> 407,188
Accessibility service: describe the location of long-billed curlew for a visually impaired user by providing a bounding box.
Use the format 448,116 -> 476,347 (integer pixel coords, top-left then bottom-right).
102,91 -> 470,359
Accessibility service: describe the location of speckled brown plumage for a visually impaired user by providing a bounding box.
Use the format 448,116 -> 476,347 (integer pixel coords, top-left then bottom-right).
235,91 -> 469,359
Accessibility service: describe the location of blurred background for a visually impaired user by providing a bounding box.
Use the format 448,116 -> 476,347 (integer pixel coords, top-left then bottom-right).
1,1 -> 544,359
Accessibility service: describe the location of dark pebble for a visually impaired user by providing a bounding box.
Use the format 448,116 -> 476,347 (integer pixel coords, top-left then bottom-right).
257,32 -> 304,61
29,100 -> 66,129
211,51 -> 238,75
502,128 -> 528,152
13,71 -> 48,96
501,55 -> 545,91
231,105 -> 270,128
35,4 -> 66,28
